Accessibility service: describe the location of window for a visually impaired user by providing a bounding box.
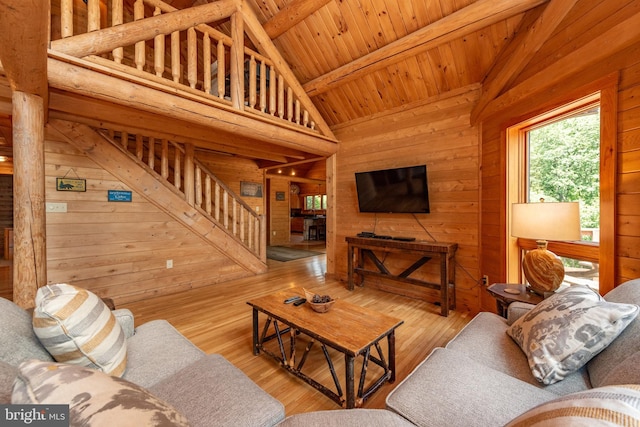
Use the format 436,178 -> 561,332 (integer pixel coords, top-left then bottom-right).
304,195 -> 327,210
526,104 -> 600,289
506,84 -> 616,294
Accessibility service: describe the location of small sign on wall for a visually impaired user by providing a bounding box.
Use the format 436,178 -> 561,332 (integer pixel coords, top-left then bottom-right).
56,177 -> 86,192
240,181 -> 263,197
108,190 -> 132,202
275,191 -> 286,201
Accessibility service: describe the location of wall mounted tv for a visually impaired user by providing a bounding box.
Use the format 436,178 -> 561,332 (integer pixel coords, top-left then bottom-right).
355,165 -> 430,213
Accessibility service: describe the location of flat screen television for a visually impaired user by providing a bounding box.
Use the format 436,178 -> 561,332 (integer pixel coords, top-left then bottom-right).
355,165 -> 430,213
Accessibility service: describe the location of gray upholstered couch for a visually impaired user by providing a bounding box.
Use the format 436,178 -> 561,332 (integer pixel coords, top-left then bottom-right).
280,279 -> 640,426
0,297 -> 285,427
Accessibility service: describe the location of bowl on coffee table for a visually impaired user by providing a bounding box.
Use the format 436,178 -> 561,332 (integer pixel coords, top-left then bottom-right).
304,289 -> 335,313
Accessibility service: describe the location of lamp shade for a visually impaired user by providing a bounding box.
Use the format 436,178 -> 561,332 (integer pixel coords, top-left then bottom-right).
512,202 -> 581,295
511,202 -> 581,241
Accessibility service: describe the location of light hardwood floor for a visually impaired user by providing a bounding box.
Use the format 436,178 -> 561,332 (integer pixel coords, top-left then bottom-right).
123,248 -> 472,416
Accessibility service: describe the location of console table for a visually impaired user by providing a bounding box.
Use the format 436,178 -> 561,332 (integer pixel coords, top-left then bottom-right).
346,237 -> 458,316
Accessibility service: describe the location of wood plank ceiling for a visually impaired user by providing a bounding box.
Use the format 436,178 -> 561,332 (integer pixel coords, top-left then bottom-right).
0,0 -> 555,175
174,0 -> 544,128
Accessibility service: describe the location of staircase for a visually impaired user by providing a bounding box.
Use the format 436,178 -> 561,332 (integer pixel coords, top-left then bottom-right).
49,119 -> 267,275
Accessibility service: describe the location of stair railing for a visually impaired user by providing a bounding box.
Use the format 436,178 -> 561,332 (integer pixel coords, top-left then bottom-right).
103,129 -> 265,258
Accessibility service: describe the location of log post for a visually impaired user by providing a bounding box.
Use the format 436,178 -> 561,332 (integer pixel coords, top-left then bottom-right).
12,92 -> 47,308
230,12 -> 245,110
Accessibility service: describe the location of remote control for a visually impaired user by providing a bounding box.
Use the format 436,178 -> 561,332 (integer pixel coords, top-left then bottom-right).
284,296 -> 303,304
293,298 -> 306,306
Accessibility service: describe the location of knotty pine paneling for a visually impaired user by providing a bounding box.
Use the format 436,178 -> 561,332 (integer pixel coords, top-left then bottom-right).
480,2 -> 640,311
332,85 -> 482,313
44,134 -> 253,305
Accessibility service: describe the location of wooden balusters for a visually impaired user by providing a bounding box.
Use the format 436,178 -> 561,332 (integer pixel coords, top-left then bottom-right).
184,144 -> 195,205
136,134 -> 144,160
205,175 -> 212,215
278,75 -> 285,119
87,0 -> 101,32
287,87 -> 293,122
171,30 -> 181,83
161,139 -> 169,179
148,138 -> 156,170
61,0 -> 73,38
99,129 -> 263,256
195,165 -> 202,208
249,56 -> 257,109
112,0 -> 124,64
203,34 -> 212,94
269,65 -> 276,116
121,131 -> 129,150
222,190 -> 229,229
260,60 -> 267,113
217,40 -> 226,99
134,0 -> 145,70
153,7 -> 164,77
52,0 -> 322,135
188,28 -> 197,89
174,148 -> 181,191
232,199 -> 238,235
214,182 -> 221,222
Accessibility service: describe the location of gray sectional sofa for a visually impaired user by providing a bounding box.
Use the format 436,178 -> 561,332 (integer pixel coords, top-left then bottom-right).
3,279 -> 639,426
0,296 -> 285,427
280,278 -> 640,426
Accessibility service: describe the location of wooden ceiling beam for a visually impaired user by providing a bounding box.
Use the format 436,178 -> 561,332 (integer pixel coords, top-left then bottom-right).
263,0 -> 333,39
303,0 -> 549,97
471,0 -> 579,125
0,0 -> 49,100
479,10 -> 640,121
51,0 -> 237,58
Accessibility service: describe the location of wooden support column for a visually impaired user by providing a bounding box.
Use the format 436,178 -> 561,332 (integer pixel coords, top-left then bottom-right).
12,91 -> 47,308
230,11 -> 245,110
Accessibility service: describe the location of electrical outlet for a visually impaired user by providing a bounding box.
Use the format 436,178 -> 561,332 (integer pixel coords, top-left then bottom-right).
166,259 -> 173,269
482,275 -> 489,286
46,202 -> 67,213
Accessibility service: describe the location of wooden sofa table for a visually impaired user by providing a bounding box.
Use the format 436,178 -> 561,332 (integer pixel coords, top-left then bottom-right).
247,290 -> 404,409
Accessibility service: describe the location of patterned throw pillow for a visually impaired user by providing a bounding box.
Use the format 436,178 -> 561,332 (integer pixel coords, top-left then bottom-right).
12,360 -> 190,427
507,384 -> 640,426
507,285 -> 638,385
33,284 -> 127,377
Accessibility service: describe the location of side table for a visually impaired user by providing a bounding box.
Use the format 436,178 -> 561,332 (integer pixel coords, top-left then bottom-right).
487,283 -> 544,318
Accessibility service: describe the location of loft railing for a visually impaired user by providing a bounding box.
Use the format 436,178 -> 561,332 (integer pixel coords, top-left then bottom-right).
102,128 -> 265,258
52,0 -> 321,134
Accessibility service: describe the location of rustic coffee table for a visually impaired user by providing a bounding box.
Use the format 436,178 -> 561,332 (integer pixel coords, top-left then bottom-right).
247,290 -> 404,409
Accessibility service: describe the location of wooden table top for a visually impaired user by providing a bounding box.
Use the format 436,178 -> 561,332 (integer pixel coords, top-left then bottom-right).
247,289 -> 404,356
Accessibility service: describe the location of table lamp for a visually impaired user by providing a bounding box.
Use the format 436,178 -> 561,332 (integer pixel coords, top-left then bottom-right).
511,201 -> 581,295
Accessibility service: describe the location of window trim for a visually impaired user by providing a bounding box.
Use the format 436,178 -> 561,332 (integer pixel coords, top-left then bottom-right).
506,80 -> 617,294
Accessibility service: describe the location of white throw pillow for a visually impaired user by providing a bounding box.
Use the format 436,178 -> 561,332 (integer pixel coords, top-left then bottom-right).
12,360 -> 189,427
507,384 -> 640,426
507,285 -> 638,385
33,283 -> 127,377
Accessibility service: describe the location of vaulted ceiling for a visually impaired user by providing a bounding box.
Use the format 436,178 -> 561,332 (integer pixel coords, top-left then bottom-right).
0,0 -> 572,176
162,0 -> 548,128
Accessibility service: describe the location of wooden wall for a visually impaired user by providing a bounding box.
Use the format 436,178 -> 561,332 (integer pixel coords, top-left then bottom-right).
44,132 -> 256,305
480,0 -> 640,311
267,178 -> 292,245
332,85 -> 482,313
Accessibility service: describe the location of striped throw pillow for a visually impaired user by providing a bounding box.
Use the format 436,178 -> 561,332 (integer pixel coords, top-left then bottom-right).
507,384 -> 640,426
33,284 -> 127,377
